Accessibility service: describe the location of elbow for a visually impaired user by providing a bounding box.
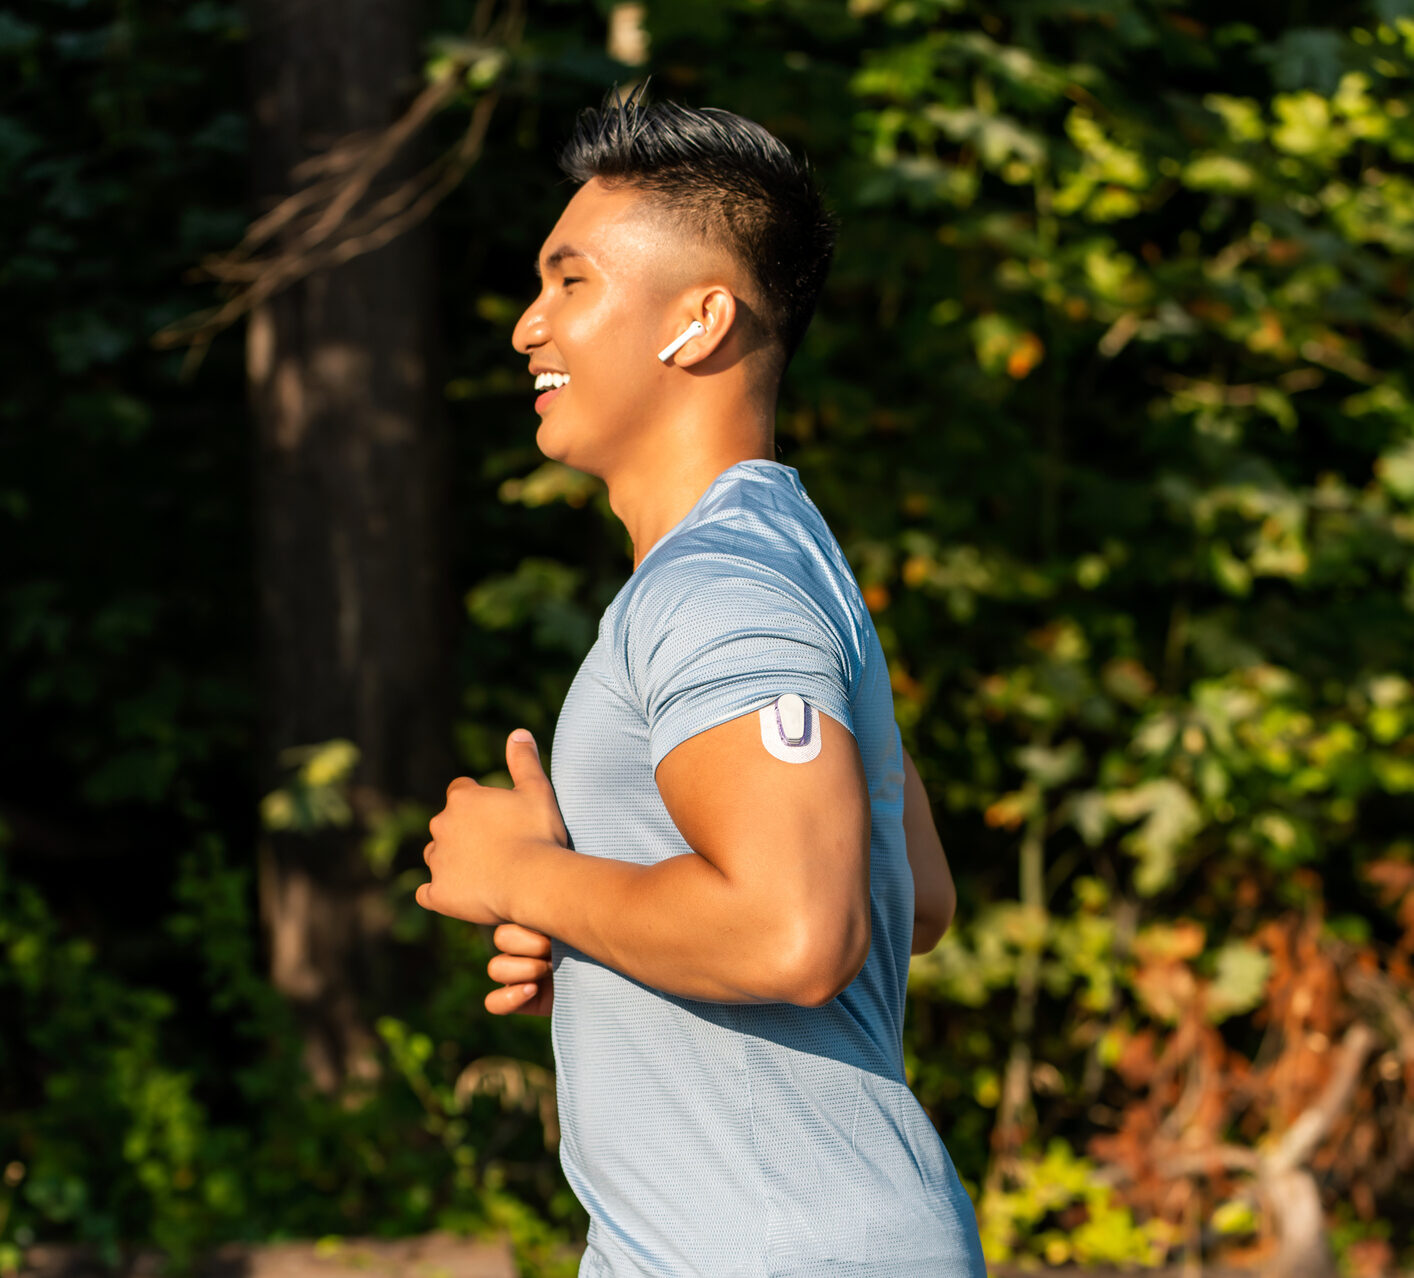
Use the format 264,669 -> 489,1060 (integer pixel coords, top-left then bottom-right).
933,893 -> 958,940
911,915 -> 948,956
773,908 -> 871,1009
939,883 -> 957,935
912,894 -> 957,957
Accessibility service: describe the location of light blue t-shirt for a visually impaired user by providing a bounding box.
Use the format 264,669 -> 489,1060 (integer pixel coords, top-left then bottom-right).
548,459 -> 986,1277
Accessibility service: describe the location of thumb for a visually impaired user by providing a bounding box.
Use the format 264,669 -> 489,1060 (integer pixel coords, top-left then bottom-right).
506,728 -> 549,791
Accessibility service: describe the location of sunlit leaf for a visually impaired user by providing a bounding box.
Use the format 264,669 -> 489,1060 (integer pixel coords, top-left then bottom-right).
1206,941 -> 1273,1021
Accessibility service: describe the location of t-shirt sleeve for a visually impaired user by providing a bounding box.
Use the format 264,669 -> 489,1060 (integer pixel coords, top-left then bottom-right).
624,555 -> 859,771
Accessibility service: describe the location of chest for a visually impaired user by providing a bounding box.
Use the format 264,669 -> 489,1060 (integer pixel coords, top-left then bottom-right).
549,634 -> 682,865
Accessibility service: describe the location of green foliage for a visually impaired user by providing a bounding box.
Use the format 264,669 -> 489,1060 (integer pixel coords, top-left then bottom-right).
6,0 -> 1414,1269
260,741 -> 362,833
618,0 -> 1414,1258
2,848 -> 237,1269
1,0 -> 613,1267
1,831 -> 579,1272
2,0 -> 255,826
466,559 -> 594,656
976,1141 -> 1173,1266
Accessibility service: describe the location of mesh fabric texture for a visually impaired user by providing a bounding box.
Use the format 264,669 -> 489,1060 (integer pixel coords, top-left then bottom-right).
548,460 -> 987,1277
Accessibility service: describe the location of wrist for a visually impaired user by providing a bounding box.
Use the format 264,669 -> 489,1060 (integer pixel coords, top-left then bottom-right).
494,835 -> 553,925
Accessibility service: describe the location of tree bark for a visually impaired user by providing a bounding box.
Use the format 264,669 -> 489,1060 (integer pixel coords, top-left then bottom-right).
246,0 -> 454,1090
1262,1167 -> 1337,1278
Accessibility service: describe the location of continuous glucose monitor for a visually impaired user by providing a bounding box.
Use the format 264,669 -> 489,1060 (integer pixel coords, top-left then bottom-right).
759,693 -> 821,763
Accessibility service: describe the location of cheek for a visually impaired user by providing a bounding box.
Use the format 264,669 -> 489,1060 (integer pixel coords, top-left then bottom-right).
562,306 -> 657,406
564,299 -> 648,367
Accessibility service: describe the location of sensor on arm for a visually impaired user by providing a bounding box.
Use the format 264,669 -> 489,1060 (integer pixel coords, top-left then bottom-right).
758,693 -> 822,763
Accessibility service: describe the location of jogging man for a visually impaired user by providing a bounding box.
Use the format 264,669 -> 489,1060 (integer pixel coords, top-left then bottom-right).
418,87 -> 987,1276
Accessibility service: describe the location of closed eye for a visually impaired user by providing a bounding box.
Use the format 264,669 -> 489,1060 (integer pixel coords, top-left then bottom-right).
562,276 -> 584,287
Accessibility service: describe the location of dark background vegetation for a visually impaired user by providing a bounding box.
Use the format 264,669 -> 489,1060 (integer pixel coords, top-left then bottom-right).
3,1 -> 1413,1274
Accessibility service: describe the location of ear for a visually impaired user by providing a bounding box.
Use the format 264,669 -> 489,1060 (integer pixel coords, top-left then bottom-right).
671,287 -> 737,368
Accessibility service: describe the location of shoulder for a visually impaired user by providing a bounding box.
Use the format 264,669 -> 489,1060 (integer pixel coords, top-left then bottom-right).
628,468 -> 855,623
692,462 -> 831,560
611,466 -> 867,685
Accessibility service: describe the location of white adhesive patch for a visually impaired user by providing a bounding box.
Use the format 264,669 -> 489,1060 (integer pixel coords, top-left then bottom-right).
759,694 -> 821,763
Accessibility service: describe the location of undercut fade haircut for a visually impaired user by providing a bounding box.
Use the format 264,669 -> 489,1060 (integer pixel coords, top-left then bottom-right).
558,82 -> 837,370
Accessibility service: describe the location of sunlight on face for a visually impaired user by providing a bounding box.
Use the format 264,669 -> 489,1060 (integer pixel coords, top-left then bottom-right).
511,179 -> 732,478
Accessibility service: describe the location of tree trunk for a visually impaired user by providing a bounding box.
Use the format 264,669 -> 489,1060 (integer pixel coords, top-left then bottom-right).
1263,1167 -> 1337,1278
246,0 -> 454,1091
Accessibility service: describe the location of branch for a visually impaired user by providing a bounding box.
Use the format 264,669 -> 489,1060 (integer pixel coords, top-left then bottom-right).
1345,965 -> 1414,1061
151,0 -> 523,366
1159,367 -> 1326,406
1156,1145 -> 1261,1177
1110,1020 -> 1382,1186
1266,1021 -> 1377,1176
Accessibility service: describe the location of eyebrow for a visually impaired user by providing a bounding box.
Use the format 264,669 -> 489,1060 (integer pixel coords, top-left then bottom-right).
533,244 -> 589,281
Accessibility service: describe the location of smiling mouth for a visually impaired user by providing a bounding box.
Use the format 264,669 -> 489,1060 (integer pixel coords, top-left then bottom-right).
533,371 -> 569,413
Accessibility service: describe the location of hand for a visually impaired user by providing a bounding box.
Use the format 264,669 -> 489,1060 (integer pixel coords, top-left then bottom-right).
417,729 -> 569,925
485,923 -> 555,1016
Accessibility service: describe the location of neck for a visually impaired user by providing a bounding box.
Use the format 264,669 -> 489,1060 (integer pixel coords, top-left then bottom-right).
607,394 -> 776,571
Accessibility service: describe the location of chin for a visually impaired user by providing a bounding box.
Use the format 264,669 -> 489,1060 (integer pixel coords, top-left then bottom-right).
534,417 -> 562,459
533,413 -> 575,464
535,413 -> 610,478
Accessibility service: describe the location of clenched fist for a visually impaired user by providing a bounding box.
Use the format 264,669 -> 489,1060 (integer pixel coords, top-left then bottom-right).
418,729 -> 570,926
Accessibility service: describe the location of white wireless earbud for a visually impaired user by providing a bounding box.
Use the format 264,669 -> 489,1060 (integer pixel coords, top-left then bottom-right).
657,320 -> 705,363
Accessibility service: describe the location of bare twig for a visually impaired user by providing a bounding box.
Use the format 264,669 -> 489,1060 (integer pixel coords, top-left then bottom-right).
1157,1143 -> 1261,1178
1267,1021 -> 1377,1174
1159,367 -> 1325,406
152,0 -> 523,365
1345,965 -> 1414,1061
1128,1022 -> 1380,1181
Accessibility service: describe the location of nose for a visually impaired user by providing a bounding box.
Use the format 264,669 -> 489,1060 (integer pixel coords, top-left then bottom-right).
512,292 -> 549,356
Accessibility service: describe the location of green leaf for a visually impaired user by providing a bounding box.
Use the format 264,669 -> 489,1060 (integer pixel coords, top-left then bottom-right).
47,309 -> 133,374
1107,780 -> 1202,895
0,12 -> 40,57
1206,941 -> 1272,1022
1204,93 -> 1266,142
1067,791 -> 1110,847
1014,739 -> 1085,789
0,112 -> 40,180
1257,28 -> 1349,95
1376,439 -> 1414,500
1181,154 -> 1258,192
1271,91 -> 1345,159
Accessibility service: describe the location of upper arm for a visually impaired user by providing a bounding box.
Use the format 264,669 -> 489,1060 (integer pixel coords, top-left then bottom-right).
654,708 -> 872,1005
627,555 -> 859,775
625,550 -> 870,1003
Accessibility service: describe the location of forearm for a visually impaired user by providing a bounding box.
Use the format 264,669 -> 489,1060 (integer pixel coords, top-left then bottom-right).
501,841 -> 828,1005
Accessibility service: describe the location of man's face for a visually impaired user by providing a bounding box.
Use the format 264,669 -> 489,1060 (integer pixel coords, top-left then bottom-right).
512,178 -> 704,476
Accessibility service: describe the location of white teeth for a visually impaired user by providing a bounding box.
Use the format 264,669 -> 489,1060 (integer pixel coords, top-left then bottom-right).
534,372 -> 570,390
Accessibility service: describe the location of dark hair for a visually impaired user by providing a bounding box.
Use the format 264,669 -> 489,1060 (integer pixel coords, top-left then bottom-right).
558,82 -> 837,369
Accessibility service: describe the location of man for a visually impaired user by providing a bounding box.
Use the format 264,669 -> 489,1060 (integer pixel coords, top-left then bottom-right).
418,86 -> 987,1276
